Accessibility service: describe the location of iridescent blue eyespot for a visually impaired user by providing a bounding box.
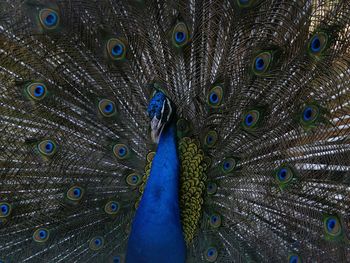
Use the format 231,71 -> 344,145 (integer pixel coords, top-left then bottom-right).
275,165 -> 294,185
288,255 -> 301,263
175,32 -> 185,43
242,110 -> 261,130
38,140 -> 57,157
300,104 -> 320,127
308,32 -> 328,55
107,38 -> 127,60
205,247 -> 218,262
278,168 -> 287,181
237,0 -> 255,7
105,201 -> 120,215
113,256 -> 121,263
39,9 -> 59,29
207,182 -> 217,195
311,36 -> 321,52
34,85 -> 44,97
113,144 -> 130,160
204,130 -> 218,148
255,58 -> 264,71
303,107 -> 313,121
0,202 -> 11,218
126,173 -> 141,186
252,52 -> 272,75
172,22 -> 189,47
67,186 -> 84,201
98,99 -> 116,117
26,82 -> 47,100
33,228 -> 49,243
89,236 -> 104,251
207,86 -> 223,107
323,216 -> 342,237
221,158 -> 237,173
209,214 -> 221,228
112,44 -> 123,57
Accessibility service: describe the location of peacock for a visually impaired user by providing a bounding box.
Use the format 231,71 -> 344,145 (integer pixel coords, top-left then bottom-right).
0,0 -> 350,262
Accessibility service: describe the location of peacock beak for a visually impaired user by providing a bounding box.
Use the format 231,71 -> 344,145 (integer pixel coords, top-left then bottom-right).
150,116 -> 166,144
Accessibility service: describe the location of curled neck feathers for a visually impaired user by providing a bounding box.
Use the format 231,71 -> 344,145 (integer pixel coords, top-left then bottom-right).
126,120 -> 186,263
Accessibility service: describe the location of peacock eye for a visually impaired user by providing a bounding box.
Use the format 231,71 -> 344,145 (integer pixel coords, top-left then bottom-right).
205,247 -> 218,262
67,186 -> 84,201
308,32 -> 328,55
107,38 -> 127,60
301,105 -> 319,123
207,182 -> 217,195
277,168 -> 289,182
237,0 -> 257,8
126,173 -> 141,186
113,144 -> 130,160
0,202 -> 11,218
172,22 -> 190,47
104,201 -> 120,215
252,51 -> 272,75
98,99 -> 116,117
204,130 -> 218,148
89,237 -> 104,251
323,216 -> 342,237
288,255 -> 301,263
209,214 -> 222,228
38,140 -> 57,156
221,158 -> 237,173
207,86 -> 223,107
242,110 -> 260,129
113,256 -> 121,263
26,83 -> 47,100
39,9 -> 59,29
275,165 -> 295,184
33,228 -> 49,243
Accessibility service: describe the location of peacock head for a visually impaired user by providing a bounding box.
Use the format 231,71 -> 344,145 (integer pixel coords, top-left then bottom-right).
147,91 -> 175,143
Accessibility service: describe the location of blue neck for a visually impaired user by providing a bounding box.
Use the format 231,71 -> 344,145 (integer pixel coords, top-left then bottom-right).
126,121 -> 186,263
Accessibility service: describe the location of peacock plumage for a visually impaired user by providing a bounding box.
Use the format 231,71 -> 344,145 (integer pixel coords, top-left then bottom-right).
0,0 -> 350,262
